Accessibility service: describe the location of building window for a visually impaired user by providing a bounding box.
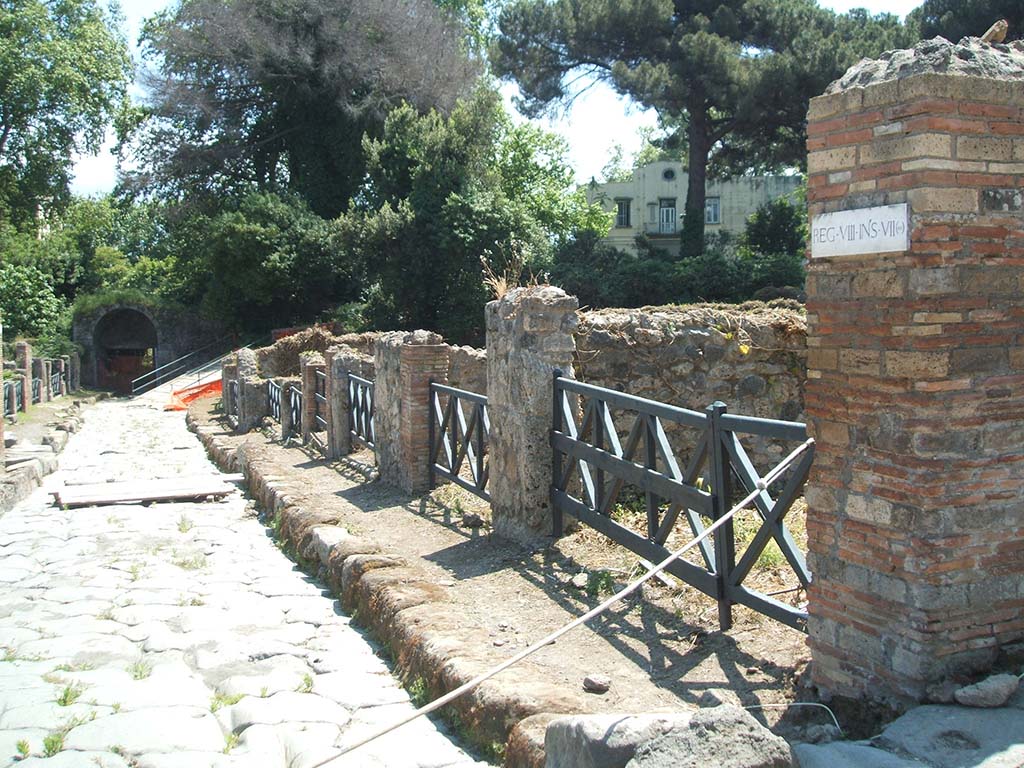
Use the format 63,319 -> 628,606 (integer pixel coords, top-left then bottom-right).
659,199 -> 676,235
615,199 -> 631,228
705,197 -> 721,225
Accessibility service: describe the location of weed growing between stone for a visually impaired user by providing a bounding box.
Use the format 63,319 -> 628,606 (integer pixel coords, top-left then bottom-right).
15,739 -> 29,758
128,659 -> 152,680
210,692 -> 244,712
223,733 -> 240,754
57,683 -> 84,706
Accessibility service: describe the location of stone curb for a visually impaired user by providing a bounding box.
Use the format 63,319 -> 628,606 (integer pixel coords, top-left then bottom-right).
186,412 -> 591,767
1,394 -> 104,514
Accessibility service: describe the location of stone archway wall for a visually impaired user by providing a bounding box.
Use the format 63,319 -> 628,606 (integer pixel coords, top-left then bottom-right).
73,302 -> 217,390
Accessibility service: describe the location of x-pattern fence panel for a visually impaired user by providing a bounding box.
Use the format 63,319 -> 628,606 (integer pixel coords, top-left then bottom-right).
551,374 -> 813,632
311,370 -> 329,457
50,372 -> 61,398
2,382 -> 10,417
268,380 -> 281,422
287,386 -> 303,440
429,382 -> 490,502
14,380 -> 24,412
348,374 -> 375,450
32,378 -> 41,404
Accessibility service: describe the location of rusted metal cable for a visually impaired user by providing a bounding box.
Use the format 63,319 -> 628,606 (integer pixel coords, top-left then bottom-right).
313,437 -> 816,766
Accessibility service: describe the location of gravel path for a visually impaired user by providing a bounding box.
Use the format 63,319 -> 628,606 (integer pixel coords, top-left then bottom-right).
0,393 -> 487,768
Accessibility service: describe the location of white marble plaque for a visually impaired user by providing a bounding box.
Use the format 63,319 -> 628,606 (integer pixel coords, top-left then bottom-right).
810,203 -> 909,258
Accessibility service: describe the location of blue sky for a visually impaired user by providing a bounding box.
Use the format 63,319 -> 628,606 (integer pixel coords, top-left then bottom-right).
70,0 -> 926,196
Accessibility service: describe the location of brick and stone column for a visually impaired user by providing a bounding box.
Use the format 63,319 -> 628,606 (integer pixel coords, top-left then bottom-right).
233,348 -> 267,433
299,353 -> 325,443
804,43 -> 1024,704
42,361 -> 52,400
325,345 -> 365,458
32,359 -> 48,403
374,331 -> 449,494
486,286 -> 579,544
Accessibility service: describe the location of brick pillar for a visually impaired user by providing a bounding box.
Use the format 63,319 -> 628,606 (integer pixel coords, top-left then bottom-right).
234,348 -> 266,433
299,353 -> 325,443
325,345 -> 365,458
42,361 -> 52,400
32,359 -> 48,403
486,287 -> 579,544
374,331 -> 449,494
804,60 -> 1024,704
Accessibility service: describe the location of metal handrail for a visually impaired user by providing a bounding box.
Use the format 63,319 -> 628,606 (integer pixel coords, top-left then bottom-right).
132,335 -> 232,389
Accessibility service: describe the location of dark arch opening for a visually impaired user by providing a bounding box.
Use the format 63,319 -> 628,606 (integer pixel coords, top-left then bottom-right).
93,308 -> 159,394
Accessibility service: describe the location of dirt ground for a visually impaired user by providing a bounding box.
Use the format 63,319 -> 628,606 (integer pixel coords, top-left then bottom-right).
190,395 -> 828,740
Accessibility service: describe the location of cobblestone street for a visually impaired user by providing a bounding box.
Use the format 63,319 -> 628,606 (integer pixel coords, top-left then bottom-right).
0,395 -> 487,768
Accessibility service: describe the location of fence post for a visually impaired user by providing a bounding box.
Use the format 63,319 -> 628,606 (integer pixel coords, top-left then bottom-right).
14,342 -> 32,411
374,331 -> 449,494
32,359 -> 48,403
299,353 -> 325,443
550,369 -> 564,537
279,379 -> 300,441
487,286 -> 579,544
708,401 -> 735,632
43,360 -> 52,399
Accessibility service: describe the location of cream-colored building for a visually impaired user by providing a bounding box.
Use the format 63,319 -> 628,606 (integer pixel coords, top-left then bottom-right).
587,161 -> 802,254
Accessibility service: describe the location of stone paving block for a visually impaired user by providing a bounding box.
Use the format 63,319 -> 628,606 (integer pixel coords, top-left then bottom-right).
214,654 -> 314,699
878,705 -> 1024,768
15,750 -> 131,767
134,751 -> 235,768
0,701 -> 113,730
64,707 -> 224,753
794,741 -> 930,767
0,727 -> 48,764
312,670 -> 407,709
226,691 -> 350,733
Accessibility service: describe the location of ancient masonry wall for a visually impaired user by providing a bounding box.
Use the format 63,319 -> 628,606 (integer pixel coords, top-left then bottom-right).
803,37 -> 1024,703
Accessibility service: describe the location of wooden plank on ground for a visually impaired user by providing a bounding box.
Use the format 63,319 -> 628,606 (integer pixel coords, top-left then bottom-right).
52,474 -> 244,509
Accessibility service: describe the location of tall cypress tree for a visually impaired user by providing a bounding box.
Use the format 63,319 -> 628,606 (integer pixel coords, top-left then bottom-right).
493,0 -> 913,257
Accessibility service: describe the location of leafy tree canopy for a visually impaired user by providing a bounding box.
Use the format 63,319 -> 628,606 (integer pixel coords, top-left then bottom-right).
0,0 -> 131,229
493,0 -> 915,256
907,0 -> 1023,43
130,0 -> 484,218
344,86 -> 607,342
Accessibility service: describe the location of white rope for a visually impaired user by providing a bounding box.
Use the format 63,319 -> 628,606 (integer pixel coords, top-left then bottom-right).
743,702 -> 843,734
313,437 -> 816,766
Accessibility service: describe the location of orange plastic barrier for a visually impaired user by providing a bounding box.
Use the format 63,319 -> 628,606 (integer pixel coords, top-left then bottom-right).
165,379 -> 222,411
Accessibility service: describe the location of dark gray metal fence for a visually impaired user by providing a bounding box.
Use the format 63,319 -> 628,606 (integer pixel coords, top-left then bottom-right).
49,372 -> 61,398
268,380 -> 282,422
287,386 -> 303,440
347,373 -> 375,450
550,374 -> 813,632
32,378 -> 41,404
428,382 -> 490,502
311,369 -> 329,457
2,382 -> 10,417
